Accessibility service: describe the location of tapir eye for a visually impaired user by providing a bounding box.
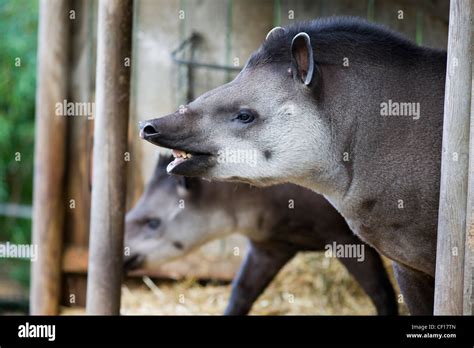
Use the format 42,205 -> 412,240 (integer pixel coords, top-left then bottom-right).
146,218 -> 161,229
233,110 -> 255,124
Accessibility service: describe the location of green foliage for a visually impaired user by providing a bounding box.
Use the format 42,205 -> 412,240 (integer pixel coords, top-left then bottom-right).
0,0 -> 39,287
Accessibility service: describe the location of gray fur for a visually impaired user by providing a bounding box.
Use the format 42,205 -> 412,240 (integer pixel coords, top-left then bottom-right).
140,17 -> 446,314
124,156 -> 398,315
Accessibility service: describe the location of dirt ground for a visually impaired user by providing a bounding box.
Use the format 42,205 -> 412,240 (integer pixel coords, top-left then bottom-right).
62,252 -> 408,315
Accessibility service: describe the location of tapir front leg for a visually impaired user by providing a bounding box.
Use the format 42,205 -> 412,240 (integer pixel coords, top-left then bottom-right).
224,241 -> 296,315
392,262 -> 434,315
337,245 -> 398,315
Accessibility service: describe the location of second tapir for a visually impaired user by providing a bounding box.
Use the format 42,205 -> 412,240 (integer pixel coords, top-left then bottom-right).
140,17 -> 446,314
124,156 -> 398,315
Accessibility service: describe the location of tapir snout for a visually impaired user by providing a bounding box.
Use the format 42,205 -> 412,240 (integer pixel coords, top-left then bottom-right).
139,112 -> 194,149
139,120 -> 159,139
139,112 -> 218,177
123,253 -> 145,272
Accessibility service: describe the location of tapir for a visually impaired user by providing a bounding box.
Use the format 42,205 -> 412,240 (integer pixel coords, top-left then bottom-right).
139,17 -> 446,314
124,155 -> 398,315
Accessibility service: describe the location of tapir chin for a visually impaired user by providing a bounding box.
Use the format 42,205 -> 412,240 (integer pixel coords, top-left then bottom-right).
124,155 -> 398,315
140,17 -> 447,315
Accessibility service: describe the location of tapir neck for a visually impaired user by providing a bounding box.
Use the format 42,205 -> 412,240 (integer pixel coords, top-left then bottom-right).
302,52 -> 446,275
201,181 -> 270,240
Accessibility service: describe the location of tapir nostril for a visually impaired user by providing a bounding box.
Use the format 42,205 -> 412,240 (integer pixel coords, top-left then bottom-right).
141,123 -> 159,138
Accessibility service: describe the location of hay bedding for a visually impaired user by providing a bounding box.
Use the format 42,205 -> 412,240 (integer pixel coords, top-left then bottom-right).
62,253 -> 407,315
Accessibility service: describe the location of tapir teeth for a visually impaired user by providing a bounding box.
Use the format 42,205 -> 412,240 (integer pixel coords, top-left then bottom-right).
172,149 -> 191,159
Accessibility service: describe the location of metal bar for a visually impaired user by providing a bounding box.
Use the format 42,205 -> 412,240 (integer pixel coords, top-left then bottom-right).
171,33 -> 241,73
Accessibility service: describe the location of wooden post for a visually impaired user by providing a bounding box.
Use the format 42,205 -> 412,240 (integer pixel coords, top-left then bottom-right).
65,0 -> 94,255
434,0 -> 472,315
30,0 -> 70,315
464,52 -> 474,315
86,0 -> 133,315
62,0 -> 95,308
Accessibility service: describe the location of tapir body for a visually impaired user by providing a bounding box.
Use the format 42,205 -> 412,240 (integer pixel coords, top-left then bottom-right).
124,156 -> 398,315
140,17 -> 446,314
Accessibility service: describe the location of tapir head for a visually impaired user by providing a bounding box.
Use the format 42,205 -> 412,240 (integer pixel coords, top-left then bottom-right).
140,27 -> 334,187
124,155 -> 240,271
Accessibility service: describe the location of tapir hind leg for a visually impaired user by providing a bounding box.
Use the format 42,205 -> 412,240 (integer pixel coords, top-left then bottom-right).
392,262 -> 434,315
337,244 -> 398,315
224,241 -> 296,315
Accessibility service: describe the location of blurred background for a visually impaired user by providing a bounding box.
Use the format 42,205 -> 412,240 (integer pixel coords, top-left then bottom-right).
0,0 -> 37,312
0,0 -> 448,315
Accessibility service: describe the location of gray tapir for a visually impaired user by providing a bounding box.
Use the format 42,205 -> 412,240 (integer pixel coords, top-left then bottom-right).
124,155 -> 398,315
139,17 -> 446,314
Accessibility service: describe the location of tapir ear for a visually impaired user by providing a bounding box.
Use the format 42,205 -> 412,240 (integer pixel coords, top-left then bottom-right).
177,176 -> 190,189
153,153 -> 176,180
176,176 -> 200,197
291,32 -> 315,86
265,26 -> 285,40
157,153 -> 173,170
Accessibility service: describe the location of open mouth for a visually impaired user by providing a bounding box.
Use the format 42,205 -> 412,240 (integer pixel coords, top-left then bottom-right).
167,148 -> 214,175
167,149 -> 194,172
